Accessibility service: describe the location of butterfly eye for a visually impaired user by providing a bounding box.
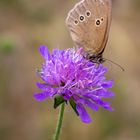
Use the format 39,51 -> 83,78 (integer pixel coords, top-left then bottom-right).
95,19 -> 101,26
79,15 -> 85,22
74,20 -> 79,25
86,10 -> 91,17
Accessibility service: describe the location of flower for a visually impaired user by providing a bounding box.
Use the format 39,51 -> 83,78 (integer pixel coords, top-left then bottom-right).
34,46 -> 115,123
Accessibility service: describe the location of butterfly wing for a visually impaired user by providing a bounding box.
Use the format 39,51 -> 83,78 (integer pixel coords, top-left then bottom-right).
66,0 -> 112,55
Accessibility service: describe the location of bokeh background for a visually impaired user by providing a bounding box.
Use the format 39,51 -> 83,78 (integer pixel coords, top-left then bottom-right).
0,0 -> 140,140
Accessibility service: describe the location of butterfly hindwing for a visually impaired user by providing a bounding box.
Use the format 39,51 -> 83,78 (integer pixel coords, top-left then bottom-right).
66,0 -> 112,55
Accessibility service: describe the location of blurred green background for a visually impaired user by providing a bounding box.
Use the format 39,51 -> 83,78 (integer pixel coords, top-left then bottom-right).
0,0 -> 140,140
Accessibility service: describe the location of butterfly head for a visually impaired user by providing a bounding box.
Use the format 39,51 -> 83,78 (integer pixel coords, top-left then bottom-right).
86,53 -> 105,64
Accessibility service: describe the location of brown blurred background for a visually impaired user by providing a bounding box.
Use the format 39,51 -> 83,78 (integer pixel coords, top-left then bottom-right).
0,0 -> 140,140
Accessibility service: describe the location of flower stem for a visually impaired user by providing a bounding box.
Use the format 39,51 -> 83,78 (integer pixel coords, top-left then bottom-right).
53,103 -> 65,140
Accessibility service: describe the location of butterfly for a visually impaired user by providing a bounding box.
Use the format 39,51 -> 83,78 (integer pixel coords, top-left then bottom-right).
66,0 -> 112,64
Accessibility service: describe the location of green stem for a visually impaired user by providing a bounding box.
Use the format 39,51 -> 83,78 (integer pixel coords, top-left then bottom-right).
53,103 -> 65,140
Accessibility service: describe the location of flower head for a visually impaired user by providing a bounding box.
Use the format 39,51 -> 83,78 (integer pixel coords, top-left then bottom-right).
34,46 -> 115,123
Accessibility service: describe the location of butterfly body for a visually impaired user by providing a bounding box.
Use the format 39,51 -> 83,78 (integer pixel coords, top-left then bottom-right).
86,52 -> 105,63
66,0 -> 112,63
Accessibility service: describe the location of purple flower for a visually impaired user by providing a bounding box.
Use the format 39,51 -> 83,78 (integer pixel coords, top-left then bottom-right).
34,46 -> 115,123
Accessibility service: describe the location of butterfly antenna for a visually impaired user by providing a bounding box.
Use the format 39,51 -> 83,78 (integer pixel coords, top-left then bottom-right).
104,58 -> 125,71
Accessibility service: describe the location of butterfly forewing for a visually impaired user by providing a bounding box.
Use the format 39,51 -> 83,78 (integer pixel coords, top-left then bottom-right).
66,0 -> 112,56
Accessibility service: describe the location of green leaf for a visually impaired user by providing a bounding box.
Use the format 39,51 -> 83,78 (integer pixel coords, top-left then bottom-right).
69,97 -> 79,116
54,95 -> 65,109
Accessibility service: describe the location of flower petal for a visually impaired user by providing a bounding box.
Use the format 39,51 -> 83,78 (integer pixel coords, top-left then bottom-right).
84,95 -> 113,111
84,99 -> 99,111
76,97 -> 99,111
104,105 -> 114,111
95,90 -> 115,98
101,80 -> 114,88
39,46 -> 51,60
36,82 -> 49,90
76,104 -> 92,123
34,92 -> 51,101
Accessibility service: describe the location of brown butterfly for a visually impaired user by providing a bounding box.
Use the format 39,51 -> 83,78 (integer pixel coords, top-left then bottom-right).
66,0 -> 112,64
